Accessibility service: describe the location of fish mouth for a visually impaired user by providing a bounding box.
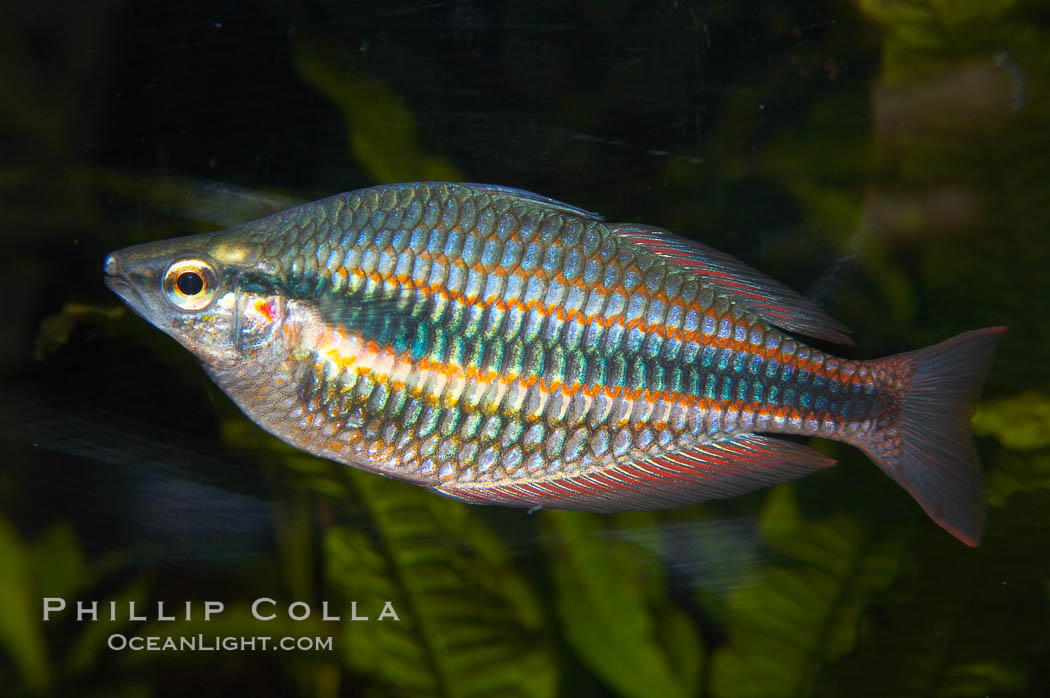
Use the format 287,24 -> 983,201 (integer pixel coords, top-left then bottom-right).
103,254 -> 150,320
102,272 -> 129,295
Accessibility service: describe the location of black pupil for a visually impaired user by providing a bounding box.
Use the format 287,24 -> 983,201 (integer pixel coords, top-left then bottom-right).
176,271 -> 205,296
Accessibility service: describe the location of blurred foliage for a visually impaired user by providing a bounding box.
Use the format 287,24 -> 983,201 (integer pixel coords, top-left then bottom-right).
970,386 -> 1050,505
325,486 -> 553,698
0,518 -> 147,697
35,303 -> 125,361
294,39 -> 463,185
974,391 -> 1050,451
543,511 -> 702,698
710,486 -> 902,698
813,532 -> 1038,698
227,418 -> 555,697
986,449 -> 1050,508
4,0 -> 1050,696
127,603 -> 337,697
0,518 -> 50,692
975,391 -> 1050,506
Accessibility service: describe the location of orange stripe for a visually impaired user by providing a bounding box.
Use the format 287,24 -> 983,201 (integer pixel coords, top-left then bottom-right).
309,327 -> 839,440
337,251 -> 864,387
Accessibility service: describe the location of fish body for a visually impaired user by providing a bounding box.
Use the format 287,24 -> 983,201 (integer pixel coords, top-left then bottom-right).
104,182 -> 1003,545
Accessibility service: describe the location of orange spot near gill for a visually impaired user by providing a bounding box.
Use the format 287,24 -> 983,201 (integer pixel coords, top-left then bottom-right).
256,299 -> 277,321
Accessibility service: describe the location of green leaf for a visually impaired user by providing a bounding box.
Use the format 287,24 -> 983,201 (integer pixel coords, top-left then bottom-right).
294,38 -> 461,184
65,579 -> 149,676
973,386 -> 1050,508
859,0 -> 1020,86
986,449 -> 1050,508
937,660 -> 1027,696
25,522 -> 93,602
126,603 -> 329,662
814,533 -> 1040,698
0,518 -> 51,693
974,391 -> 1050,450
325,471 -> 555,698
860,0 -> 1019,35
711,486 -> 902,698
34,302 -> 124,360
121,604 -> 340,698
542,510 -> 700,698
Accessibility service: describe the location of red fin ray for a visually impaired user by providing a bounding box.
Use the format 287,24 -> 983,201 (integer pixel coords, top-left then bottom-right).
609,223 -> 853,344
436,434 -> 836,512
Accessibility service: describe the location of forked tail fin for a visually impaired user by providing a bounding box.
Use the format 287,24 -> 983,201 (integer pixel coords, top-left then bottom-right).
862,327 -> 1006,546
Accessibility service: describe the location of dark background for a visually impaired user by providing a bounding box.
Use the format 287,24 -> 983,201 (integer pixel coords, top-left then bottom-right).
2,1 -> 1049,696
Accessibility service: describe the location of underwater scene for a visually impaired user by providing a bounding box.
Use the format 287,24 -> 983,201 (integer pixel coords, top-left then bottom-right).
2,1 -> 1049,696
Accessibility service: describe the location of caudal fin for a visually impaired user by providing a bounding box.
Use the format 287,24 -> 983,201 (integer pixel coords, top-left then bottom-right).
862,327 -> 1006,546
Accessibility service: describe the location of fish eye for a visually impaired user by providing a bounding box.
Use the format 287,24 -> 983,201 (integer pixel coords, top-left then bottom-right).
163,259 -> 219,310
176,270 -> 204,296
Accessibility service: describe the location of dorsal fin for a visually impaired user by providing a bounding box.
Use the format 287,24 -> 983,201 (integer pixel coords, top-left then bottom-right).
435,434 -> 836,512
461,183 -> 604,221
610,223 -> 853,345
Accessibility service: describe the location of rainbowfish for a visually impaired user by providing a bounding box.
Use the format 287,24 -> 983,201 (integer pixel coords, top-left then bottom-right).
103,182 -> 1004,545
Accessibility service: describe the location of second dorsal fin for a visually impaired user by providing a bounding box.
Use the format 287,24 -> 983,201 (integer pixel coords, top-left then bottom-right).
610,223 -> 853,345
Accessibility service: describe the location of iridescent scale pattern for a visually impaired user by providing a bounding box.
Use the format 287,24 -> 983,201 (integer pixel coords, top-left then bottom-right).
232,183 -> 891,489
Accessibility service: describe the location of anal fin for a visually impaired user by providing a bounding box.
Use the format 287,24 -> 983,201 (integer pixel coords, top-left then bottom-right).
436,434 -> 836,513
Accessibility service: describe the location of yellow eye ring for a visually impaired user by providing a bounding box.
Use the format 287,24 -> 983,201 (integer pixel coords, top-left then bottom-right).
163,259 -> 219,310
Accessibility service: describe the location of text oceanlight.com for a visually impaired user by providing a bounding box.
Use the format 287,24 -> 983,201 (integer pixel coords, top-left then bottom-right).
107,634 -> 334,652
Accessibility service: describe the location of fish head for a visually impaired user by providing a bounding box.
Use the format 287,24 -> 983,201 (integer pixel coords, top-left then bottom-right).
104,230 -> 284,371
